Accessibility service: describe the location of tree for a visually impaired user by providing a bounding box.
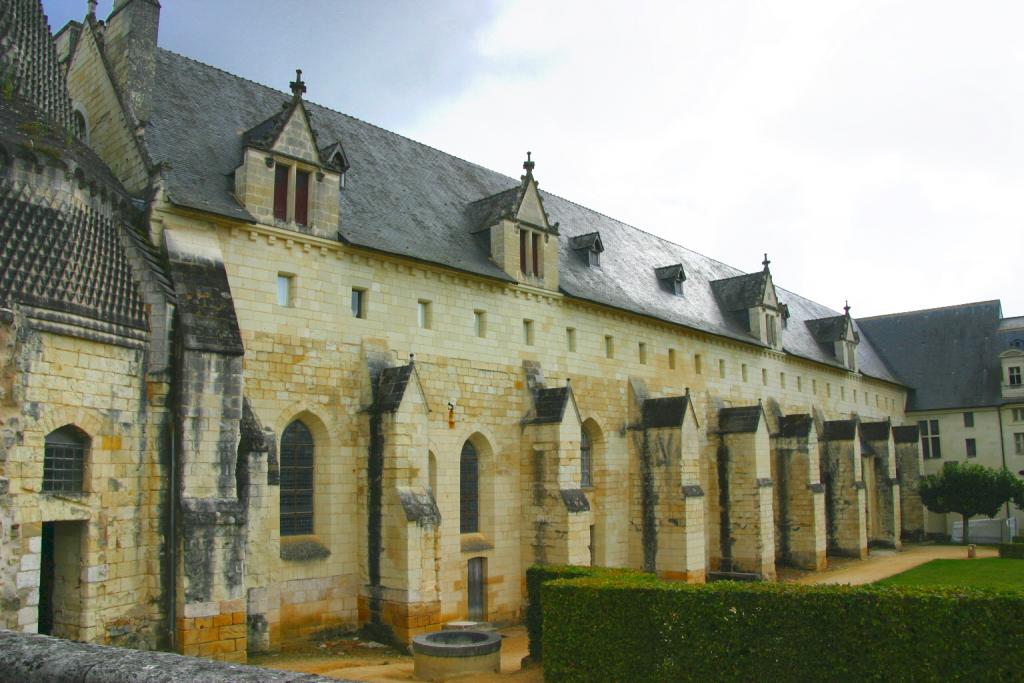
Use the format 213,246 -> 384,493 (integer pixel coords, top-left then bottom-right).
918,462 -> 1023,545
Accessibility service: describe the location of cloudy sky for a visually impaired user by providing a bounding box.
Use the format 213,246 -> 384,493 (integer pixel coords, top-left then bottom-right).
43,0 -> 1023,317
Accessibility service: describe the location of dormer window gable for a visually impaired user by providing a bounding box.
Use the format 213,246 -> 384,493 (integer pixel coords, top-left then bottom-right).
710,254 -> 783,349
469,153 -> 561,291
571,232 -> 604,267
806,302 -> 859,371
655,264 -> 686,296
234,69 -> 342,238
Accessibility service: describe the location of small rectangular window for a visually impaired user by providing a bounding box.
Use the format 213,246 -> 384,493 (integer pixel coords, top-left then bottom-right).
566,327 -> 577,352
351,288 -> 366,318
523,319 -> 534,346
965,438 -> 977,458
638,342 -> 647,365
1014,408 -> 1024,422
532,232 -> 541,276
853,389 -> 858,402
797,376 -> 802,392
418,300 -> 432,329
826,383 -> 832,398
919,419 -> 942,459
694,354 -> 703,375
605,335 -> 614,359
963,412 -> 974,428
761,368 -> 768,386
273,164 -> 289,220
1010,367 -> 1022,386
277,273 -> 293,307
841,386 -> 846,400
718,359 -> 726,379
294,169 -> 310,226
474,310 -> 486,338
1016,432 -> 1024,455
741,364 -> 748,382
780,372 -> 786,389
812,379 -> 817,395
668,348 -> 676,370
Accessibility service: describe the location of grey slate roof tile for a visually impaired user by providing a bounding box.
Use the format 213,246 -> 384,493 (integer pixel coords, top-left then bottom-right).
822,420 -> 857,441
719,406 -> 763,434
641,396 -> 689,429
858,301 -> 1007,411
531,387 -> 571,424
0,0 -> 73,131
860,420 -> 891,441
145,49 -> 899,383
778,414 -> 813,438
374,364 -> 414,413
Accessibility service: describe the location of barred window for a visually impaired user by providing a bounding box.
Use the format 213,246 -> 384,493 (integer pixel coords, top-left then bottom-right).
43,426 -> 88,493
460,441 -> 479,534
280,420 -> 314,536
580,429 -> 593,488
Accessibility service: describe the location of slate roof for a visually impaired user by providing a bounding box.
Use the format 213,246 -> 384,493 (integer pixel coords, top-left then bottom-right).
860,420 -> 891,442
778,414 -> 813,438
374,364 -> 414,413
530,387 -> 572,424
0,0 -> 72,131
821,420 -> 857,441
711,271 -> 768,312
641,396 -> 689,429
805,315 -> 849,344
143,49 -> 900,383
858,301 -> 1008,411
892,425 -> 919,443
719,406 -> 763,434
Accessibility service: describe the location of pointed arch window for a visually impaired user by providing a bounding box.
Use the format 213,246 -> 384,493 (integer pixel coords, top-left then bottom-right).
460,440 -> 479,534
280,420 -> 315,536
43,426 -> 89,493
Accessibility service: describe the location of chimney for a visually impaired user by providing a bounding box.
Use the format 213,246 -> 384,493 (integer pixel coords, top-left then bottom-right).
104,0 -> 160,124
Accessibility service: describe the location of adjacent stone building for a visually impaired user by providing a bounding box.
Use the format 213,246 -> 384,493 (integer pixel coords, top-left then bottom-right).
0,0 -> 951,663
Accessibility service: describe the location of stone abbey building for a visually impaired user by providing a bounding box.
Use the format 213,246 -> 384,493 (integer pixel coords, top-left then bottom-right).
8,0 -> 1014,664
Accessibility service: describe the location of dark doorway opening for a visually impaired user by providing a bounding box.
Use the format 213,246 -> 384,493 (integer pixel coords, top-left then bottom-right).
38,522 -> 55,635
37,520 -> 84,639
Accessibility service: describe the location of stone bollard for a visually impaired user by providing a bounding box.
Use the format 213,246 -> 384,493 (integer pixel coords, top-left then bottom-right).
968,544 -> 977,558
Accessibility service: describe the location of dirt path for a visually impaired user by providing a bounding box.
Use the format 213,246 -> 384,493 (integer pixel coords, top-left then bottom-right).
790,543 -> 998,586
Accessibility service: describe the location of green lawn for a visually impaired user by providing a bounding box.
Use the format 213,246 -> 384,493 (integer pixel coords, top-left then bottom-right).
876,558 -> 1024,591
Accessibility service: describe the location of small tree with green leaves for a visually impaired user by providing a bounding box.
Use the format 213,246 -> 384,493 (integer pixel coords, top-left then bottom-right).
918,462 -> 1022,545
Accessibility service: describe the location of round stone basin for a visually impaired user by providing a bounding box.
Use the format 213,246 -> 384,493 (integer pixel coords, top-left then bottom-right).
411,630 -> 502,681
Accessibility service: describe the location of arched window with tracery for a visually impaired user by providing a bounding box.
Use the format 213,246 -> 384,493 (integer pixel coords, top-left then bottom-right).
280,420 -> 314,536
460,440 -> 479,534
580,429 -> 592,488
43,426 -> 89,493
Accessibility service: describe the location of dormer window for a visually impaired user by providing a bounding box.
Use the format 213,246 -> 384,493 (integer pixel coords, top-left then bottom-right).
519,228 -> 544,277
271,162 -> 312,226
765,313 -> 777,347
571,232 -> 604,268
655,264 -> 686,296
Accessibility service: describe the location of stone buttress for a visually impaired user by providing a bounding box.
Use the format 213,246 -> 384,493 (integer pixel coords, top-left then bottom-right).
771,415 -> 827,570
820,420 -> 867,559
893,425 -> 926,541
861,420 -> 901,549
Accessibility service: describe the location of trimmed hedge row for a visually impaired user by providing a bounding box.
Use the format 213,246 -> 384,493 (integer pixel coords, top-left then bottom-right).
1000,543 -> 1024,558
525,565 -> 654,661
542,577 -> 1024,682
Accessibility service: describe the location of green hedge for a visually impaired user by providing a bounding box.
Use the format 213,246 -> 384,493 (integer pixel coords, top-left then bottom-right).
542,577 -> 1024,682
525,565 -> 653,661
1000,543 -> 1024,558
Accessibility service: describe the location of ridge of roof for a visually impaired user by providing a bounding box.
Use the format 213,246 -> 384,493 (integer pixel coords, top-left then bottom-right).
858,299 -> 1002,321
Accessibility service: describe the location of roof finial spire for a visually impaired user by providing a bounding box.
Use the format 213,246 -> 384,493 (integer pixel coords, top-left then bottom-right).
844,300 -> 851,316
762,253 -> 771,270
523,151 -> 535,176
290,69 -> 306,98
87,0 -> 97,17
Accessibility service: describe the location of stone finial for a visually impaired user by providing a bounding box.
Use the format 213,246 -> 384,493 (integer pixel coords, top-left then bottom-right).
87,0 -> 97,17
844,300 -> 851,316
762,253 -> 771,270
290,69 -> 306,98
523,151 -> 535,175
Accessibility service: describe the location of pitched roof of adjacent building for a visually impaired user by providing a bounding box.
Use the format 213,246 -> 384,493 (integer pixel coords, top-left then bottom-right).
143,49 -> 899,383
858,300 -> 1011,411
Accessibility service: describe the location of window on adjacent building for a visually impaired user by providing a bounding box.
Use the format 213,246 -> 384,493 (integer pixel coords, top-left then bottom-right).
474,310 -> 486,338
1010,367 -> 1022,386
965,438 -> 977,458
638,342 -> 647,365
43,426 -> 89,493
417,300 -> 432,329
351,288 -> 366,318
523,319 -> 535,346
668,348 -> 676,369
580,429 -> 592,488
919,419 -> 941,459
273,164 -> 290,221
460,440 -> 479,534
277,274 -> 294,307
605,335 -> 614,359
566,327 -> 577,352
294,169 -> 310,225
1015,432 -> 1024,455
963,412 -> 974,428
1013,408 -> 1024,422
280,420 -> 314,536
